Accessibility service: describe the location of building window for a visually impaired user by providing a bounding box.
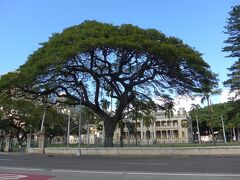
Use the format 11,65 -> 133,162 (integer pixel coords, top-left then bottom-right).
161,121 -> 166,127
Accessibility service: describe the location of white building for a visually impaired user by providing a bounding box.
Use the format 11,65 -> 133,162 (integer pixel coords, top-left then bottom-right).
113,108 -> 193,145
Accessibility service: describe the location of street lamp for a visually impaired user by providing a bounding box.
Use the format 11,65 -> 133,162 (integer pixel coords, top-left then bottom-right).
40,96 -> 48,132
77,97 -> 82,156
67,108 -> 71,147
40,108 -> 46,132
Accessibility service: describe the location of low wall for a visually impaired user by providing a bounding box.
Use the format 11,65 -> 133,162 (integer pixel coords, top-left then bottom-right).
26,146 -> 240,156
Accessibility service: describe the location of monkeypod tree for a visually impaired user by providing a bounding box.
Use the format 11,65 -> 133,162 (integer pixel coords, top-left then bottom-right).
0,21 -> 216,147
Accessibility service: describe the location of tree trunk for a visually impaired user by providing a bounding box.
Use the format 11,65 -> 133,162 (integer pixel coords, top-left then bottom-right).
220,112 -> 227,143
147,127 -> 149,144
230,128 -> 233,142
233,127 -> 236,142
236,128 -> 239,142
195,113 -> 201,144
63,131 -> 67,145
104,121 -> 116,147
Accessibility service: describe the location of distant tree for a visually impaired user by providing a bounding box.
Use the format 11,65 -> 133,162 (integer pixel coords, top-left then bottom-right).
223,60 -> 240,99
100,99 -> 110,112
81,106 -> 100,146
199,88 -> 222,143
0,97 -> 38,145
223,5 -> 240,58
163,100 -> 175,143
190,101 -> 240,142
163,101 -> 175,121
218,104 -> 227,143
143,110 -> 155,144
0,96 -> 66,146
225,100 -> 240,141
223,5 -> 240,99
191,104 -> 201,143
0,21 -> 217,147
128,99 -> 145,146
127,99 -> 156,145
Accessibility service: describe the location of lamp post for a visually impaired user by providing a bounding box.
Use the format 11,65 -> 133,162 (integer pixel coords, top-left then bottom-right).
67,108 -> 71,147
40,107 -> 46,132
77,97 -> 82,156
40,96 -> 48,133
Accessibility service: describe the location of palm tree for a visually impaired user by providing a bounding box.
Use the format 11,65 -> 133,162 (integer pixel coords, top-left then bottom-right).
100,98 -> 110,145
143,111 -> 155,144
128,99 -> 144,146
100,99 -> 110,112
200,89 -> 222,144
191,104 -> 201,144
83,107 -> 96,146
163,101 -> 175,143
133,107 -> 144,146
218,104 -> 227,143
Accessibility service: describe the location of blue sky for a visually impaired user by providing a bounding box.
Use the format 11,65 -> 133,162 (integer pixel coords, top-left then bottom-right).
0,0 -> 239,102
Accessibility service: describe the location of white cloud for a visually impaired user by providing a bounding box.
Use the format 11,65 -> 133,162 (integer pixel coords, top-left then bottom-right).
173,95 -> 202,113
154,90 -> 238,114
220,89 -> 237,103
154,95 -> 202,113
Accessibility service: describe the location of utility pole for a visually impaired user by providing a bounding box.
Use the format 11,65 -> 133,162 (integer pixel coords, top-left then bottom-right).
77,98 -> 82,156
67,108 -> 71,147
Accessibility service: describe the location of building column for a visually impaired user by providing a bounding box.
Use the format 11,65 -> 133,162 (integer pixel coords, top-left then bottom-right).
26,134 -> 31,152
161,131 -> 163,142
167,130 -> 169,141
170,130 -> 173,143
153,121 -> 156,143
102,124 -> 105,146
127,131 -> 130,144
4,134 -> 12,152
38,131 -> 45,154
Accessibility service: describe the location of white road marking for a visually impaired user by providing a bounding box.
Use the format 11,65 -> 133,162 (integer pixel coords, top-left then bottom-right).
119,162 -> 169,165
52,169 -> 123,174
51,169 -> 240,177
0,174 -> 28,180
0,159 -> 14,161
0,166 -> 43,171
1,166 -> 240,177
128,172 -> 240,177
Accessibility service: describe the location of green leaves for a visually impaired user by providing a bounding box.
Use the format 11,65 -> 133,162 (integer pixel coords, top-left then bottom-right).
0,21 -> 218,146
224,59 -> 240,99
190,101 -> 240,132
223,5 -> 240,99
223,5 -> 240,58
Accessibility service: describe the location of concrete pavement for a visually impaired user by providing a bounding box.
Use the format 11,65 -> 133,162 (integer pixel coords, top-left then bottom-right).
0,153 -> 240,179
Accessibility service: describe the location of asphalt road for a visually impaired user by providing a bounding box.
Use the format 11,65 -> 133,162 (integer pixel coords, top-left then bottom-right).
0,153 -> 240,180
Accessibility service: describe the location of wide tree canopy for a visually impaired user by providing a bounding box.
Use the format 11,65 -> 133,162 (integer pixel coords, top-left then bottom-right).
0,21 -> 216,146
